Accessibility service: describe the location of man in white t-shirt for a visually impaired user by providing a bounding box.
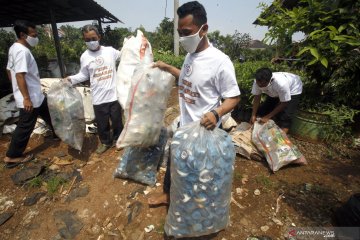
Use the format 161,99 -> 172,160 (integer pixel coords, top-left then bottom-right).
4,20 -> 57,168
147,1 -> 240,205
250,67 -> 303,133
68,25 -> 123,155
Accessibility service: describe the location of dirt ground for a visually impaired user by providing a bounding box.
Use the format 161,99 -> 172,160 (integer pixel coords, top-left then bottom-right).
0,87 -> 359,240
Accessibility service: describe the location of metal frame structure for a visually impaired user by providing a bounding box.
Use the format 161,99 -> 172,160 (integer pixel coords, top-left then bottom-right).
0,0 -> 123,77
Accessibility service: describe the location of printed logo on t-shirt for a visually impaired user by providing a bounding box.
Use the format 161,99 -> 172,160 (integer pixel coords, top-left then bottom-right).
94,66 -> 113,82
179,79 -> 200,105
95,56 -> 104,66
184,63 -> 192,76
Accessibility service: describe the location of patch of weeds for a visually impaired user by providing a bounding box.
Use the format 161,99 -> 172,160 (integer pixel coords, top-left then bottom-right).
255,174 -> 273,189
46,176 -> 66,195
233,172 -> 243,181
155,218 -> 165,234
311,184 -> 328,195
28,176 -> 43,188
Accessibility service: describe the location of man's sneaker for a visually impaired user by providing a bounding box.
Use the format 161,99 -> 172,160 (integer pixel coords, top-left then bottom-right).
96,144 -> 111,154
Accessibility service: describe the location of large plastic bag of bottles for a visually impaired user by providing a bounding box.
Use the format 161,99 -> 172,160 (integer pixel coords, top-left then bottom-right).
114,128 -> 167,186
116,62 -> 175,148
116,30 -> 153,109
252,120 -> 307,172
165,121 -> 235,238
47,81 -> 85,150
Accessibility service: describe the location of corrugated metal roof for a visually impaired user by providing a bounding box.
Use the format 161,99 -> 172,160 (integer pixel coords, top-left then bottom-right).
0,0 -> 123,27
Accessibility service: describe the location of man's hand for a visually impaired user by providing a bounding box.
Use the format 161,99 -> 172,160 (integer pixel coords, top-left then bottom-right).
200,111 -> 217,130
259,115 -> 271,124
152,61 -> 168,71
23,98 -> 33,112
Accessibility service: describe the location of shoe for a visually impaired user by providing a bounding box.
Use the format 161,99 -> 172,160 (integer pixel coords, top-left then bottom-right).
95,144 -> 111,154
4,154 -> 35,169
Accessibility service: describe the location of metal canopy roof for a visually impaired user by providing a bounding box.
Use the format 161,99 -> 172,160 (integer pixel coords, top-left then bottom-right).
0,0 -> 123,28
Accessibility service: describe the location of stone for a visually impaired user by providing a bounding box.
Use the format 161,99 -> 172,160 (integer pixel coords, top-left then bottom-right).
53,210 -> 83,239
11,165 -> 45,185
126,201 -> 143,224
24,192 -> 46,206
254,189 -> 261,196
260,225 -> 269,232
0,212 -> 14,226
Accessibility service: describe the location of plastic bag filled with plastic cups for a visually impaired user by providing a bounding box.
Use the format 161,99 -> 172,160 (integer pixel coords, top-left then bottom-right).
116,63 -> 175,148
47,81 -> 85,151
165,121 -> 235,238
114,128 -> 168,186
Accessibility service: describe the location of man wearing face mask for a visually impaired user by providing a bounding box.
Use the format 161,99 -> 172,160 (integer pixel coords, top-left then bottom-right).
4,20 -> 58,168
148,1 -> 240,205
67,25 -> 123,155
250,67 -> 303,133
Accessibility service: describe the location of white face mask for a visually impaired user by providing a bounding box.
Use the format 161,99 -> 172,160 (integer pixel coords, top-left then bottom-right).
179,25 -> 205,53
25,35 -> 39,47
86,41 -> 100,51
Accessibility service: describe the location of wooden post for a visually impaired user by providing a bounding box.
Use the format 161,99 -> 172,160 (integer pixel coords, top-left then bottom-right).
49,7 -> 65,78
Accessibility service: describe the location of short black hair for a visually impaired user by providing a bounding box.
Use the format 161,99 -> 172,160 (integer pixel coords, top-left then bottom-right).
255,67 -> 273,83
82,24 -> 100,36
177,1 -> 207,27
14,20 -> 36,38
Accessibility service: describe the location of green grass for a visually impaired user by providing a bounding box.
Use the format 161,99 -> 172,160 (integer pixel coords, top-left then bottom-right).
255,174 -> 273,189
46,176 -> 66,195
155,218 -> 165,234
28,176 -> 43,188
233,172 -> 243,181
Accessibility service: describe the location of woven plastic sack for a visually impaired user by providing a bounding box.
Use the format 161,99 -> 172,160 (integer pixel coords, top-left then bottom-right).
116,63 -> 175,148
113,128 -> 167,186
47,81 -> 85,150
116,30 -> 153,109
76,87 -> 95,123
252,120 -> 307,172
165,121 -> 235,238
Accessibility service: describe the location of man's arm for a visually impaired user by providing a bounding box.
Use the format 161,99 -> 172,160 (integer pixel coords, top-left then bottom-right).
16,72 -> 33,112
201,96 -> 240,130
250,94 -> 261,124
6,70 -> 11,81
260,101 -> 288,123
153,61 -> 181,80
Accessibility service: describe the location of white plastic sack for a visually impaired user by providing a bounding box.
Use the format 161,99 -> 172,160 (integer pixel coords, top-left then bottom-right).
221,113 -> 237,131
116,30 -> 153,108
76,87 -> 95,123
0,94 -> 19,127
165,121 -> 235,238
116,63 -> 175,148
47,81 -> 85,150
252,120 -> 307,172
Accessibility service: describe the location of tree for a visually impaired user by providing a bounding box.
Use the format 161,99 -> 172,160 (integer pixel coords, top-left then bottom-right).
259,0 -> 360,107
150,17 -> 174,52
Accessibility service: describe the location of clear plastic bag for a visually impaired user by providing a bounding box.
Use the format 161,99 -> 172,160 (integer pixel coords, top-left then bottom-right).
252,120 -> 307,172
114,128 -> 168,186
116,63 -> 175,148
165,121 -> 235,238
116,30 -> 153,109
47,81 -> 85,150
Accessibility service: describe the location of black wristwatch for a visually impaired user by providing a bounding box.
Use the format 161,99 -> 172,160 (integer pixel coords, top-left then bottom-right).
210,109 -> 220,122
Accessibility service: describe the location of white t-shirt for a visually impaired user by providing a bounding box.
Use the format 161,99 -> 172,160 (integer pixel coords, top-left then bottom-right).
178,45 -> 241,126
6,42 -> 45,108
70,46 -> 121,105
251,72 -> 303,102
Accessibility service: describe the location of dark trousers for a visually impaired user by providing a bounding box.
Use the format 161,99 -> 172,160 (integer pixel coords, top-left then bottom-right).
93,100 -> 123,146
258,94 -> 301,129
6,98 -> 55,158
